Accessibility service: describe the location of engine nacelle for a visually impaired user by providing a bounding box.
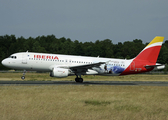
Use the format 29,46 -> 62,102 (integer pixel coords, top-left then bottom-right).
50,68 -> 68,78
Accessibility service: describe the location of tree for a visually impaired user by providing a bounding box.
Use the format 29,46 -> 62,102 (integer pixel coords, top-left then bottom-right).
32,41 -> 46,53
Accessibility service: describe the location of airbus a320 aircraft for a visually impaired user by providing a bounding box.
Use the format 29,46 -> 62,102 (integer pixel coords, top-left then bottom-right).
1,36 -> 165,82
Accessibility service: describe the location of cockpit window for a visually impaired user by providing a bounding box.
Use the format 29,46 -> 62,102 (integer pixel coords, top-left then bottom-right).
8,56 -> 17,59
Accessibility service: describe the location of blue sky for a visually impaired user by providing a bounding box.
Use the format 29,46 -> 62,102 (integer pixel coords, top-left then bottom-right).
0,0 -> 168,44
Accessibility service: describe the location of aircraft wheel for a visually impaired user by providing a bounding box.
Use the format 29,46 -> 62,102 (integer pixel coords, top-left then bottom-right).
75,78 -> 79,82
75,78 -> 83,83
21,76 -> 25,80
78,78 -> 83,83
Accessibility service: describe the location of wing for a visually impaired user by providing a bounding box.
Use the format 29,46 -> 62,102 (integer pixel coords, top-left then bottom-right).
69,62 -> 105,72
57,62 -> 105,73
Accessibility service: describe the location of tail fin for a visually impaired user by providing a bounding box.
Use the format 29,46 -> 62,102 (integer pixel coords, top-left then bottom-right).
134,36 -> 164,63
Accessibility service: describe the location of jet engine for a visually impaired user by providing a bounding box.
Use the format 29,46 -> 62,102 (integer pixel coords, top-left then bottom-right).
50,68 -> 68,78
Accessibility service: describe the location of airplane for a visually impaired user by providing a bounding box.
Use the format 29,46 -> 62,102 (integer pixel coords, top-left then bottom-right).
1,36 -> 165,83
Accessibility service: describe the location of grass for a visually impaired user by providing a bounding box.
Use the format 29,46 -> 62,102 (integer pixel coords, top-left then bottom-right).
0,73 -> 168,119
0,85 -> 168,120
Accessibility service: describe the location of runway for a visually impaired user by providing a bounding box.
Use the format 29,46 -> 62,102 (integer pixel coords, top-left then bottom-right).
0,81 -> 168,86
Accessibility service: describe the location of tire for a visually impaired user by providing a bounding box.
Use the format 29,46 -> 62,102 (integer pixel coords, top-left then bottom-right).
75,78 -> 79,82
78,78 -> 83,83
21,76 -> 25,80
75,78 -> 83,83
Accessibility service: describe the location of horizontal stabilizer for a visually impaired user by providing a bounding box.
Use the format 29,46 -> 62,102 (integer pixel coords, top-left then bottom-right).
144,64 -> 165,70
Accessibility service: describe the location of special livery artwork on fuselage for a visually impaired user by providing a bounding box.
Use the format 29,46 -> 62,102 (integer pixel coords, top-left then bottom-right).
103,65 -> 125,74
97,61 -> 125,75
1,36 -> 165,82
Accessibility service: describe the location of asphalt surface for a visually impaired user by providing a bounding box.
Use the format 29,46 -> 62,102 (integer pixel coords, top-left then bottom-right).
0,81 -> 168,86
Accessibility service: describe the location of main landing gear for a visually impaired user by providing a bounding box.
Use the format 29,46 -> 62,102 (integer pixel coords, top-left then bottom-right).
21,70 -> 26,80
75,74 -> 83,83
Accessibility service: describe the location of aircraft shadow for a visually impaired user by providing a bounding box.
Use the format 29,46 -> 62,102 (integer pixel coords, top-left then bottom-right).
0,81 -> 137,86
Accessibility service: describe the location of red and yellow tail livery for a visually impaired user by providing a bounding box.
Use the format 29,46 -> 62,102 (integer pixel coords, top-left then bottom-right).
121,36 -> 164,75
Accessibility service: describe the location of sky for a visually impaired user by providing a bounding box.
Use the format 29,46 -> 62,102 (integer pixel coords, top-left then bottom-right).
0,0 -> 168,44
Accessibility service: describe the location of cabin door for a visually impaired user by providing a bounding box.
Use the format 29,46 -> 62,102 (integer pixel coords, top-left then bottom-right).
22,53 -> 27,64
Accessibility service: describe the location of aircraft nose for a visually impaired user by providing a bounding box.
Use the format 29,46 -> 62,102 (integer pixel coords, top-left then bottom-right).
1,59 -> 8,66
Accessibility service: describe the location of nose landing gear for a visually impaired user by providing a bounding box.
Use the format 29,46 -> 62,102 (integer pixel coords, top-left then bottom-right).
21,70 -> 26,80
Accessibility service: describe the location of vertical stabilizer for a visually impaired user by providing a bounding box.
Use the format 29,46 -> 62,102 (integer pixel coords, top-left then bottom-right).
134,36 -> 164,63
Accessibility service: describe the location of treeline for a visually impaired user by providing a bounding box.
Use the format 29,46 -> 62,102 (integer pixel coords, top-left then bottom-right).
0,34 -> 168,70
